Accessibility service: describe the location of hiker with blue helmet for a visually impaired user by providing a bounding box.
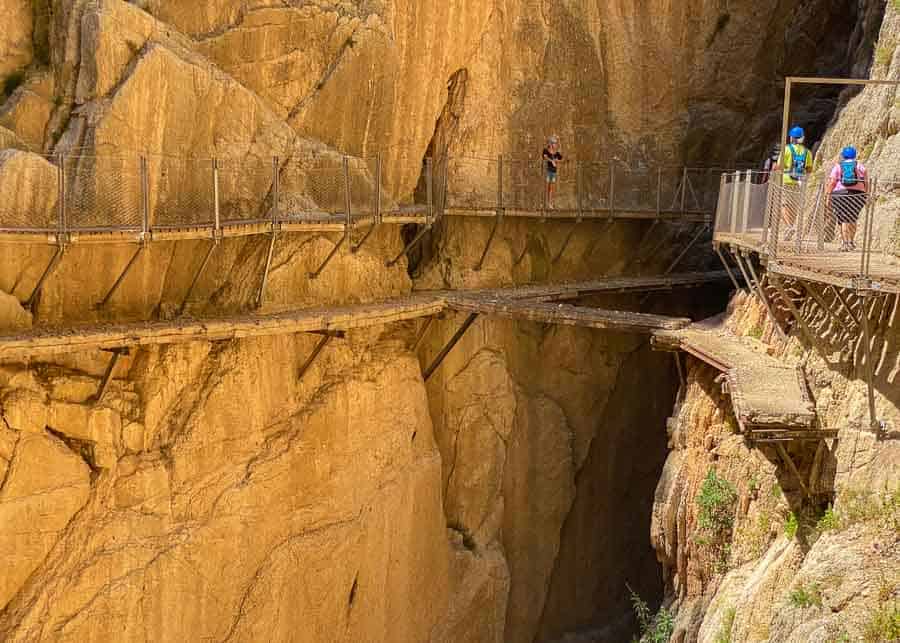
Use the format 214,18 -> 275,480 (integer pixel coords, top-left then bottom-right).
774,126 -> 814,239
542,136 -> 562,209
827,145 -> 868,251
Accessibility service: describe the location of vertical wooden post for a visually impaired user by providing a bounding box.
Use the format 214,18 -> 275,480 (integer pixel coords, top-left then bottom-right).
57,153 -> 66,240
343,156 -> 352,241
609,164 -> 615,216
140,156 -> 150,241
375,153 -> 383,225
272,156 -> 280,225
656,167 -> 662,217
212,158 -> 221,237
426,157 -> 433,225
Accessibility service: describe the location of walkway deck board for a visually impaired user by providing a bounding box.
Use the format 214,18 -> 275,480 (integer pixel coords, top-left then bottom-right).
654,316 -> 817,433
0,271 -> 727,360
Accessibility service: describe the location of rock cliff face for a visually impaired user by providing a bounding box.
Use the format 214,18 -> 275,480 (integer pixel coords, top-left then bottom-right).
0,1 -> 891,642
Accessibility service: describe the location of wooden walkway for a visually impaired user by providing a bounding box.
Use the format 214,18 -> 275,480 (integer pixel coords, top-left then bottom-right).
0,272 -> 728,360
653,315 -> 828,442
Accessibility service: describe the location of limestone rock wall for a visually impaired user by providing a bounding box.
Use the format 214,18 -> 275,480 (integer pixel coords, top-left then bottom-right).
652,290 -> 900,641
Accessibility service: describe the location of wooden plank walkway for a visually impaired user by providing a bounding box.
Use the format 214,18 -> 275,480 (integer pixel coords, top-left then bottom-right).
0,271 -> 728,360
447,296 -> 691,332
653,315 -> 822,440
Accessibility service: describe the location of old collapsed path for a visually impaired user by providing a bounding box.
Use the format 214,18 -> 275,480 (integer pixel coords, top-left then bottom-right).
653,314 -> 828,444
0,272 -> 727,361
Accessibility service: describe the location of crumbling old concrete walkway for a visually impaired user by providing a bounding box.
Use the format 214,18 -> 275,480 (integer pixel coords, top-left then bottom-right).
653,315 -> 827,443
0,272 -> 727,361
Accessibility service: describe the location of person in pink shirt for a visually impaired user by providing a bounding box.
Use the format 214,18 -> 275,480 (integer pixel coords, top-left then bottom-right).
827,146 -> 868,251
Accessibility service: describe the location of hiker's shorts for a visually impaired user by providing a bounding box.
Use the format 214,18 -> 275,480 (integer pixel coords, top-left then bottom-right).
832,190 -> 867,224
545,170 -> 558,184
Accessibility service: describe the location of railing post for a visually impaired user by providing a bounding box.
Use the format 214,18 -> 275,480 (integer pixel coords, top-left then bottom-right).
729,171 -> 740,234
656,167 -> 662,217
140,155 -> 150,241
680,167 -> 688,214
425,156 -> 433,225
497,154 -> 503,213
861,178 -> 877,279
576,160 -> 583,221
609,164 -> 615,216
212,158 -> 221,238
375,153 -> 383,224
741,169 -> 752,234
272,156 -> 279,225
56,153 -> 66,241
342,156 -> 352,242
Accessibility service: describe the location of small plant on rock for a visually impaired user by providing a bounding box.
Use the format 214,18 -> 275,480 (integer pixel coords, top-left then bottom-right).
784,511 -> 799,540
714,606 -> 736,643
628,585 -> 676,643
816,506 -> 839,533
863,602 -> 900,643
697,469 -> 738,534
788,583 -> 822,609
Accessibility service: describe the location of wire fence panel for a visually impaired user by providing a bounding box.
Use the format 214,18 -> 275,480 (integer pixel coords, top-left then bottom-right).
64,156 -> 143,231
217,158 -> 275,225
612,165 -> 657,212
276,157 -> 347,222
444,157 -> 499,211
346,156 -> 379,218
581,162 -> 611,210
148,157 -> 215,229
714,174 -> 735,235
0,150 -> 59,232
501,159 -> 543,211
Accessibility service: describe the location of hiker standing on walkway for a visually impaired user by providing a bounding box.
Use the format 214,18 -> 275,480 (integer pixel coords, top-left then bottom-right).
827,146 -> 868,251
761,142 -> 780,183
774,126 -> 813,239
543,136 -> 563,209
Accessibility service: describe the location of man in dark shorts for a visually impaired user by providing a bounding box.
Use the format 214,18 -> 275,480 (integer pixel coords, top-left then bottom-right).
542,136 -> 562,209
827,146 -> 868,252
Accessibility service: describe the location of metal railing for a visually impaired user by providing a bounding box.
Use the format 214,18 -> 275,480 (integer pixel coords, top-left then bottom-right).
0,151 -> 722,241
713,169 -> 900,287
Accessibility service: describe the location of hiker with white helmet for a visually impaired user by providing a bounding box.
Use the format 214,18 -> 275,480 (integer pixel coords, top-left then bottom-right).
542,135 -> 563,209
827,146 -> 868,251
774,125 -> 814,239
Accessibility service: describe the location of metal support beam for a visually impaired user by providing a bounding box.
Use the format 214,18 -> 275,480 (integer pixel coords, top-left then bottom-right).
830,286 -> 860,328
474,156 -> 503,271
804,283 -> 845,332
775,442 -> 812,500
552,222 -> 579,264
297,333 -> 332,382
24,244 -> 65,310
412,315 -> 434,350
715,244 -> 743,292
386,224 -> 431,268
179,240 -> 217,316
859,292 -> 880,432
92,348 -> 127,404
423,312 -> 479,381
770,274 -> 816,346
97,245 -> 145,309
256,231 -> 278,309
739,252 -> 788,341
664,224 -> 707,274
309,235 -> 346,279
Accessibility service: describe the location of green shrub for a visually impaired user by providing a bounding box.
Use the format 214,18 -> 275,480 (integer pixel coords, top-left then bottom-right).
697,469 -> 738,534
748,325 -> 763,339
788,583 -> 822,609
864,603 -> 900,643
785,511 -> 799,539
628,586 -> 676,643
876,43 -> 896,68
816,506 -> 839,533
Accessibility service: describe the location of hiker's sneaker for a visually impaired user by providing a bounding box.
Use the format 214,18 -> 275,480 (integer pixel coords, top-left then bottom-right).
850,240 -> 857,250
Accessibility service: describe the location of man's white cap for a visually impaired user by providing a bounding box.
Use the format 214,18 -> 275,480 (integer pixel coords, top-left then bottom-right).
548,135 -> 559,144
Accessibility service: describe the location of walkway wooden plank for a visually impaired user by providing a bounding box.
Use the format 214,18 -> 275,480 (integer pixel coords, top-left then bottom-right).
0,271 -> 728,360
0,295 -> 445,361
654,316 -> 817,431
447,296 -> 691,332
442,271 -> 730,303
